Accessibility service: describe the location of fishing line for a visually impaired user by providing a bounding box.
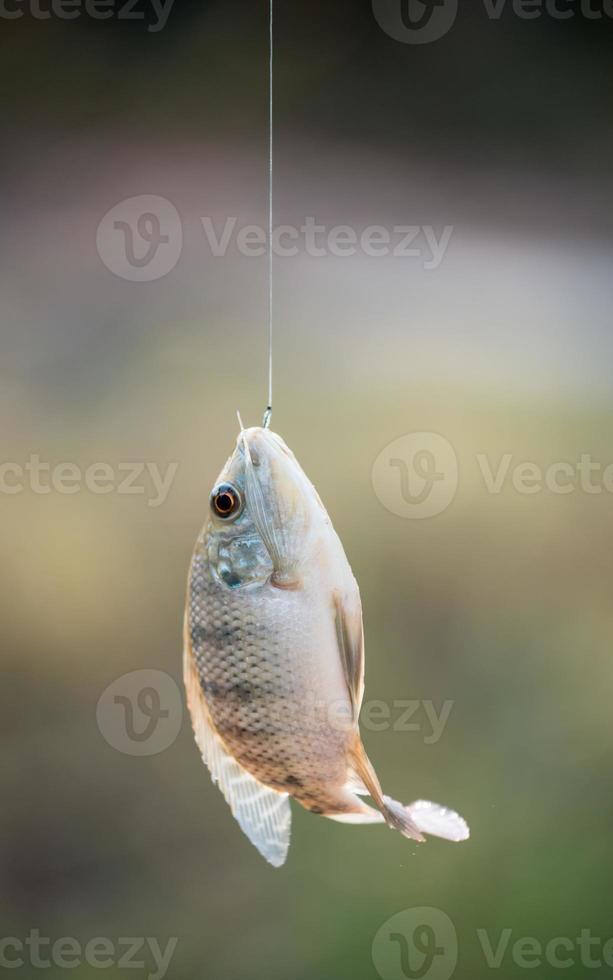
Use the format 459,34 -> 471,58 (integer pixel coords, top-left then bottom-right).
262,0 -> 274,430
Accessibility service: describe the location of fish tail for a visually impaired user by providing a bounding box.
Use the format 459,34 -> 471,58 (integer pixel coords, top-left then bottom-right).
348,739 -> 424,841
380,796 -> 426,842
349,738 -> 469,844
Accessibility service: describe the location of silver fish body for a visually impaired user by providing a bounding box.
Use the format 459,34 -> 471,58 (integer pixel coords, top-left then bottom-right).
184,426 -> 468,866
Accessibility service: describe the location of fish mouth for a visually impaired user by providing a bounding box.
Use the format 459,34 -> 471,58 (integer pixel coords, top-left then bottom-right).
237,426 -> 293,463
239,428 -> 300,497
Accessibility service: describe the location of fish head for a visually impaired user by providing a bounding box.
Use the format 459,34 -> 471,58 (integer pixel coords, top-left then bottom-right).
208,426 -> 323,589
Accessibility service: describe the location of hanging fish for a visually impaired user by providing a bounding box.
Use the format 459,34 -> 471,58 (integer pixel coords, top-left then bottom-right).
184,424 -> 469,867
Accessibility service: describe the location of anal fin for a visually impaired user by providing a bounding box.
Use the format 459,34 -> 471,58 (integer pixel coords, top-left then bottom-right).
184,641 -> 291,868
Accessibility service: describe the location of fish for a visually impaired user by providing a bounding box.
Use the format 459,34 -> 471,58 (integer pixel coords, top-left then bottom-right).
184,424 -> 469,867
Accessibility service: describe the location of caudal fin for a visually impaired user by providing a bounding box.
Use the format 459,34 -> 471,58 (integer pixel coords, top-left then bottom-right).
349,738 -> 470,844
383,796 -> 470,843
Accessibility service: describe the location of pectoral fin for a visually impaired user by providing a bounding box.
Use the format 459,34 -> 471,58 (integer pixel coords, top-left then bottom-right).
184,637 -> 291,868
333,592 -> 365,719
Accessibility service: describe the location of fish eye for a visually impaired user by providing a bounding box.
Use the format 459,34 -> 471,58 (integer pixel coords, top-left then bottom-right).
211,483 -> 242,520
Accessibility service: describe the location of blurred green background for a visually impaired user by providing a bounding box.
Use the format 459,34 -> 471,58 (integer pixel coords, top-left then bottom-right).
1,2 -> 613,979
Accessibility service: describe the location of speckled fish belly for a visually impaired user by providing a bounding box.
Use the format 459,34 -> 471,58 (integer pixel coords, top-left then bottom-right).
188,562 -> 351,808
184,425 -> 469,867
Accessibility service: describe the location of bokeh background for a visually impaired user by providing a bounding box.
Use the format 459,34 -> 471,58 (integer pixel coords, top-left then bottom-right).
2,2 -> 613,978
